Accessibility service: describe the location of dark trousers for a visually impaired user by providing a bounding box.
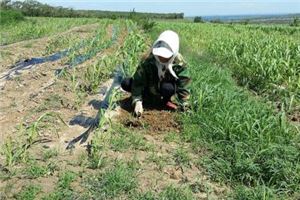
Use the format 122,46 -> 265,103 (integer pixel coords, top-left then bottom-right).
121,78 -> 175,102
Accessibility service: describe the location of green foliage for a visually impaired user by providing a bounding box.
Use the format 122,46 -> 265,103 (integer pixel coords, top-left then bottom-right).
129,9 -> 156,31
150,21 -> 300,198
290,17 -> 299,27
163,132 -> 180,143
184,56 -> 300,194
58,171 -> 77,189
194,16 -> 204,23
209,28 -> 300,112
173,147 -> 191,167
85,162 -> 137,199
131,191 -> 156,200
1,112 -> 66,171
147,152 -> 169,171
210,19 -> 223,23
240,19 -> 250,25
25,161 -> 58,178
230,185 -> 278,200
42,148 -> 58,161
131,186 -> 195,199
1,136 -> 25,170
42,171 -> 77,200
0,9 -> 24,25
119,21 -> 147,77
25,162 -> 49,178
0,17 -> 99,45
159,185 -> 195,200
2,0 -> 183,19
15,185 -> 42,200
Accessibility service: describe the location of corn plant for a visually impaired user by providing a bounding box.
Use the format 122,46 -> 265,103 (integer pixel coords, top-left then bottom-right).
1,112 -> 67,170
0,17 -> 100,45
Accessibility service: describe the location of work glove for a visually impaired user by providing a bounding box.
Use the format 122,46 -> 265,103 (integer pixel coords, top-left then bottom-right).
134,100 -> 143,117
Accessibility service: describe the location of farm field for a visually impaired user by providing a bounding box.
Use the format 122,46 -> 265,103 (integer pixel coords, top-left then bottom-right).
0,17 -> 299,199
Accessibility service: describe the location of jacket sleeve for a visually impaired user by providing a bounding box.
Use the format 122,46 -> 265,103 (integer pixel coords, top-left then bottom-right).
174,65 -> 191,109
131,61 -> 147,105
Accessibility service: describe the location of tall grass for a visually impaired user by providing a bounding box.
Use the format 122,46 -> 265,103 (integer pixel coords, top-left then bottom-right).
184,56 -> 300,197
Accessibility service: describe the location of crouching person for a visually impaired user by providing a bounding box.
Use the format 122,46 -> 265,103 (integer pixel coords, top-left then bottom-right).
121,30 -> 191,117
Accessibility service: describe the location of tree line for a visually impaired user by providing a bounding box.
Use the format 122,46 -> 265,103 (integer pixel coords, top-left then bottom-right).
0,0 -> 184,19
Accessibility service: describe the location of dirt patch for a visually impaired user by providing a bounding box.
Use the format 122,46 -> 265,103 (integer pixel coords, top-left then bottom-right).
289,110 -> 300,123
117,97 -> 181,135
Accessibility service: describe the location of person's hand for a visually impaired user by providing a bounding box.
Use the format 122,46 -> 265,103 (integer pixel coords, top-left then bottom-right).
166,101 -> 178,110
134,101 -> 143,117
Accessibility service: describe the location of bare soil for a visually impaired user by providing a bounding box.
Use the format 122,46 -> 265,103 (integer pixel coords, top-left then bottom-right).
118,97 -> 181,135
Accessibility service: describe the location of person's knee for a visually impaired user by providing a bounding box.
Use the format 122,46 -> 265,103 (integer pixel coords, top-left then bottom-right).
121,78 -> 132,92
160,82 -> 175,98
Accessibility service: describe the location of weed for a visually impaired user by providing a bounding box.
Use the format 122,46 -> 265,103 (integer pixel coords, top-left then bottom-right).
42,148 -> 59,161
85,161 -> 137,199
1,136 -> 26,170
88,151 -> 107,169
110,126 -> 151,152
230,185 -> 278,200
25,162 -> 49,179
25,161 -> 58,179
159,185 -> 195,200
42,171 -> 77,200
173,147 -> 191,167
15,185 -> 42,200
130,191 -> 156,200
163,132 -> 180,143
147,152 -> 169,171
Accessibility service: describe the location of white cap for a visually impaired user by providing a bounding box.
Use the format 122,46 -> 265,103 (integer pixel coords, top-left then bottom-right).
152,40 -> 173,59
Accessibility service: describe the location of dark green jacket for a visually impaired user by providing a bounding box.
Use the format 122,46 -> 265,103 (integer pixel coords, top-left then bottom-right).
131,53 -> 191,108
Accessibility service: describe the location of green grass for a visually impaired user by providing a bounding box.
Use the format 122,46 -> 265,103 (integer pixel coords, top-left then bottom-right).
146,152 -> 170,171
131,185 -> 195,200
173,147 -> 191,167
42,171 -> 77,200
34,94 -> 67,112
159,185 -> 195,200
25,161 -> 58,179
15,185 -> 42,200
42,148 -> 59,161
85,161 -> 137,199
25,162 -> 49,179
163,132 -> 181,143
0,17 -> 100,45
110,124 -> 153,152
182,55 -> 300,197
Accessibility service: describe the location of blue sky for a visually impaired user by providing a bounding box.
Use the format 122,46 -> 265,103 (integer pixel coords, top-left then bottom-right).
38,0 -> 300,16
